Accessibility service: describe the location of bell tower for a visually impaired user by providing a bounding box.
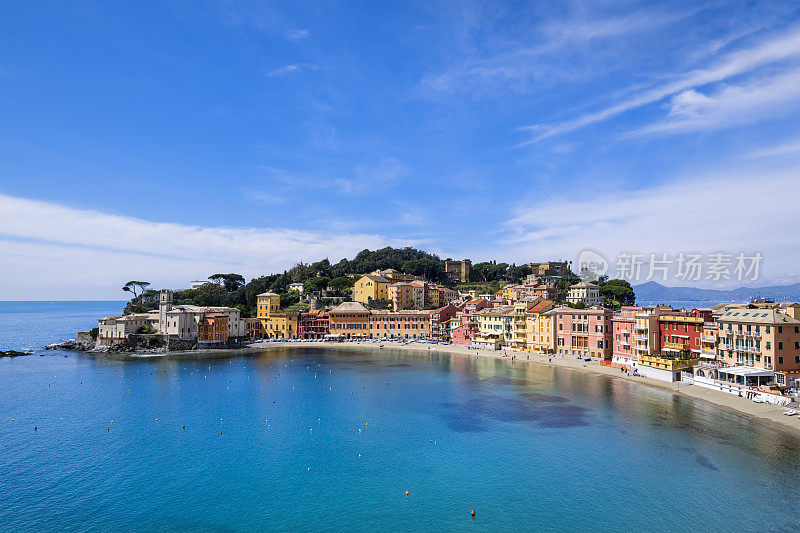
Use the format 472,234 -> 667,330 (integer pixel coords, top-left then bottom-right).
159,290 -> 173,332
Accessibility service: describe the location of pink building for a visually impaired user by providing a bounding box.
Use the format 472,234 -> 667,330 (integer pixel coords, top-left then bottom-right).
452,322 -> 478,346
430,304 -> 459,343
612,306 -> 641,368
552,307 -> 613,359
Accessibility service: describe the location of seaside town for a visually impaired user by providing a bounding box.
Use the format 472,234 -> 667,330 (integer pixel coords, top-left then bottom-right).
81,252 -> 800,409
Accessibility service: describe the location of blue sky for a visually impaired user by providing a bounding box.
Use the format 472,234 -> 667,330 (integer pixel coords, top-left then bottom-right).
2,0 -> 800,298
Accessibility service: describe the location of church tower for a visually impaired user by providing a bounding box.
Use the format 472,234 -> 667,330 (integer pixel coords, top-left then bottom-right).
158,290 -> 173,333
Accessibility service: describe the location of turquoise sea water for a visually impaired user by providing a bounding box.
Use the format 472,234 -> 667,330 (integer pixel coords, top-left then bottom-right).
2,302 -> 800,532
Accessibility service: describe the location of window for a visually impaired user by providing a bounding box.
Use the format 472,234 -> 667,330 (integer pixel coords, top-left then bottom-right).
766,341 -> 771,350
778,326 -> 783,334
778,356 -> 784,364
779,342 -> 783,350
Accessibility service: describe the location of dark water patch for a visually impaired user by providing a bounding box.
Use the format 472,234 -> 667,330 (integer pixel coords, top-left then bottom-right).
522,392 -> 568,404
443,394 -> 591,432
695,454 -> 718,471
387,363 -> 412,367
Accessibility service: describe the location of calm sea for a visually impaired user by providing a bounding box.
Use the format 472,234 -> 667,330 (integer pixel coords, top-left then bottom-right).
1,302 -> 799,532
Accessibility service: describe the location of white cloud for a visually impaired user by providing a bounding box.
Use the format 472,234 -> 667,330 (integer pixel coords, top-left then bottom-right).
286,29 -> 309,41
520,26 -> 800,144
422,6 -> 700,94
498,165 -> 800,287
747,136 -> 800,159
0,194 -> 392,299
629,67 -> 800,136
267,63 -> 316,77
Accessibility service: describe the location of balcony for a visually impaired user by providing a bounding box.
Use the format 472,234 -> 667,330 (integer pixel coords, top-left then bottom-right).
663,341 -> 690,351
633,334 -> 648,342
700,335 -> 716,343
699,349 -> 717,359
638,354 -> 698,371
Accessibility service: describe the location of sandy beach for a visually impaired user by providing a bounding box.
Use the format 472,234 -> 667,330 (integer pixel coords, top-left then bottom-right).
251,339 -> 800,439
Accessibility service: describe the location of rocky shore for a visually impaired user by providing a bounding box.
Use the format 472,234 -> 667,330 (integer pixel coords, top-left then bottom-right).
0,350 -> 33,357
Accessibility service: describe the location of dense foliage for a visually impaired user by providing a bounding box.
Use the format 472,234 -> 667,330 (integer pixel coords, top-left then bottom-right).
120,247 -> 635,316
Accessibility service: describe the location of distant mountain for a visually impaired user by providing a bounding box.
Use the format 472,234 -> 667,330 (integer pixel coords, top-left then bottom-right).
633,281 -> 800,304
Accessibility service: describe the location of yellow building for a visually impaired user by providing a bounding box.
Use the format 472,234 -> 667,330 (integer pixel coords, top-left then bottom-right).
256,292 -> 297,339
525,300 -> 556,353
474,305 -> 516,350
353,274 -> 391,305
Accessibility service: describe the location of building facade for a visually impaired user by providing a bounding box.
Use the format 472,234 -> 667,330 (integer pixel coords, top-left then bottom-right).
328,301 -> 371,338
552,307 -> 613,359
566,281 -> 601,306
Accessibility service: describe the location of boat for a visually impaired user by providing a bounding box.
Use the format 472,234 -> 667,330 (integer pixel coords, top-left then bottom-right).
782,409 -> 798,416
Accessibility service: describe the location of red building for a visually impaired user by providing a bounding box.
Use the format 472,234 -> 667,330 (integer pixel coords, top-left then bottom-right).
430,304 -> 459,343
657,308 -> 713,359
298,309 -> 329,340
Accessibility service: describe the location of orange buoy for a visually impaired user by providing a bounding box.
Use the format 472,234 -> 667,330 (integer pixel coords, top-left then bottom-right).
405,491 -> 409,496
34,426 -> 37,431
470,508 -> 476,517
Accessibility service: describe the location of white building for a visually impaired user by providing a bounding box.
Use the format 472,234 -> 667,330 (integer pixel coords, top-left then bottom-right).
566,281 -> 601,306
98,290 -> 245,344
97,312 -> 159,343
158,290 -> 244,340
288,282 -> 304,294
189,280 -> 209,289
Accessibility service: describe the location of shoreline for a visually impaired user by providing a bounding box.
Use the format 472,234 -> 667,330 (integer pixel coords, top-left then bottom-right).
246,339 -> 800,440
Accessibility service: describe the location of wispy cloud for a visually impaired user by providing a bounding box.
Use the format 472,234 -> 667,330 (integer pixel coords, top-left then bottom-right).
747,136 -> 800,158
267,63 -> 317,77
256,157 -> 405,195
0,193 -> 393,299
519,26 -> 800,144
498,163 -> 800,286
627,67 -> 800,137
422,6 -> 699,94
286,29 -> 309,41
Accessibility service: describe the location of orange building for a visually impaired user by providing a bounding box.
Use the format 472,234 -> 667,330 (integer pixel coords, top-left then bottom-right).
328,301 -> 371,338
198,313 -> 229,344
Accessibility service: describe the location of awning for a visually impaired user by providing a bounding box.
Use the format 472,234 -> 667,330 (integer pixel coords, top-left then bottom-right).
718,366 -> 773,377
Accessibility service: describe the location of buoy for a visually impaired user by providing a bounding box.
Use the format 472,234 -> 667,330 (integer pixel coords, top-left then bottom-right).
471,508 -> 476,517
405,491 -> 409,496
182,425 -> 185,429
34,426 -> 37,431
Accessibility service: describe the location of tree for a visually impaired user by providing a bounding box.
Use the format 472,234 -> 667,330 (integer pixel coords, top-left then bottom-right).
599,279 -> 636,308
208,273 -> 245,292
329,276 -> 354,295
304,276 -> 330,295
122,281 -> 150,299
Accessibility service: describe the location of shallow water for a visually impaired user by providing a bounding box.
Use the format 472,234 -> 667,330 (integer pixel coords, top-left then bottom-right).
1,303 -> 799,532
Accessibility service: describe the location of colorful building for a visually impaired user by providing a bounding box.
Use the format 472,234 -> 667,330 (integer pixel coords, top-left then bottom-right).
612,306 -> 641,368
474,305 -> 516,350
636,309 -> 711,382
525,300 -> 556,353
256,292 -> 298,339
368,310 -> 431,339
197,313 -> 229,344
328,301 -> 370,339
297,309 -> 329,340
430,304 -> 459,343
551,307 -> 613,359
716,304 -> 800,389
389,282 -> 414,311
353,274 -> 390,305
566,281 -> 601,306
